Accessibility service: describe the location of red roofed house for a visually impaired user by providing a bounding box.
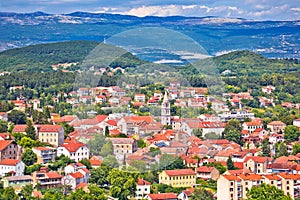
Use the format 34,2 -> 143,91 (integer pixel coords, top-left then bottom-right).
12,124 -> 27,134
0,159 -> 25,176
57,141 -> 90,162
109,138 -> 138,161
136,179 -> 151,199
37,125 -> 64,147
32,167 -> 62,189
195,166 -> 220,180
159,169 -> 196,188
117,116 -> 154,135
242,121 -> 263,133
267,121 -> 286,134
244,156 -> 270,174
145,193 -> 178,200
0,140 -> 18,162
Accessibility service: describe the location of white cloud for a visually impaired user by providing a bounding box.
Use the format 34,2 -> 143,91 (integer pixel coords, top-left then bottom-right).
291,7 -> 300,12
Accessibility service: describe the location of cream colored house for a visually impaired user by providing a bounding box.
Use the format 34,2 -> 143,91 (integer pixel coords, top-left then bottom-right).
159,169 -> 196,188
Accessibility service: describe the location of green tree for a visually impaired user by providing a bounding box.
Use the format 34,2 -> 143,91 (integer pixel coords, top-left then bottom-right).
105,126 -> 110,137
21,149 -> 37,166
102,155 -> 119,169
192,128 -> 203,138
190,188 -> 214,200
205,132 -> 220,140
19,136 -> 37,148
204,162 -> 226,174
79,158 -> 92,170
88,134 -> 106,155
276,142 -> 289,157
247,183 -> 292,200
8,110 -> 27,124
89,165 -> 110,187
19,184 -> 34,200
129,160 -> 147,172
137,139 -> 147,148
0,119 -> 8,133
223,119 -> 242,145
99,140 -> 114,157
25,119 -> 36,140
57,122 -> 74,139
107,168 -> 137,200
261,138 -> 271,157
284,125 -> 300,143
1,187 -> 19,200
292,143 -> 300,155
226,156 -> 235,170
149,147 -> 161,157
158,154 -> 185,170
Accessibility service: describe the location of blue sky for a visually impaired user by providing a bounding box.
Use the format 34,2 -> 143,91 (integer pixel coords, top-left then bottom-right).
1,0 -> 300,21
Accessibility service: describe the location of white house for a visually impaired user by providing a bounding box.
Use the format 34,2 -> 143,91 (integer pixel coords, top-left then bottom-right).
136,179 -> 151,200
57,141 -> 90,162
0,159 -> 25,176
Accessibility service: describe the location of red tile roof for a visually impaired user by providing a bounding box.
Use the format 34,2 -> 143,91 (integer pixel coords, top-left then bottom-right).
0,140 -> 13,151
76,182 -> 88,189
46,171 -> 62,179
164,169 -> 196,176
244,156 -> 268,163
38,125 -> 62,132
95,115 -> 108,123
263,174 -> 281,180
196,166 -> 214,173
137,178 -> 151,186
12,125 -> 27,133
239,174 -> 262,181
147,193 -> 178,200
61,141 -> 85,152
89,159 -> 101,166
106,120 -> 117,126
70,172 -> 84,179
0,159 -> 20,166
0,133 -> 14,140
222,174 -> 241,181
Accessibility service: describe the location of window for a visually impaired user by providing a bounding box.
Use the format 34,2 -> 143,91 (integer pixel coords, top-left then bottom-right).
231,182 -> 234,186
287,181 -> 289,184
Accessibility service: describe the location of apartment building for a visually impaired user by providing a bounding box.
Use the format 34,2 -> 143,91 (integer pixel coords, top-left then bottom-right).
37,125 -> 64,147
217,173 -> 300,200
159,169 -> 196,188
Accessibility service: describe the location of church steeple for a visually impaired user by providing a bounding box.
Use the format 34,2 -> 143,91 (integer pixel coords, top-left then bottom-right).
161,91 -> 171,126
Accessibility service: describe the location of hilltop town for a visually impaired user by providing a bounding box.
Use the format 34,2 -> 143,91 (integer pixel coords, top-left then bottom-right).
1,70 -> 300,200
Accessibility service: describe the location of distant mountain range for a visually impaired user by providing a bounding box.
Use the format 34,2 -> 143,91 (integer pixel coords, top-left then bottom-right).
0,11 -> 299,59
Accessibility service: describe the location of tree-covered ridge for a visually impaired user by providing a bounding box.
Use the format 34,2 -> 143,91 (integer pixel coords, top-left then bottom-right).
0,41 -> 146,72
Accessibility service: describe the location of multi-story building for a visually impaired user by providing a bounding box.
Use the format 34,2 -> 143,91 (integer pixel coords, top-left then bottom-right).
32,168 -> 62,190
217,173 -> 300,200
1,175 -> 32,192
195,166 -> 220,180
136,179 -> 151,200
267,121 -> 286,134
159,169 -> 196,188
244,156 -> 270,174
0,159 -> 25,176
32,147 -> 56,164
37,125 -> 64,147
109,138 -> 138,161
57,141 -> 90,162
218,110 -> 255,122
242,121 -> 263,133
0,140 -> 18,162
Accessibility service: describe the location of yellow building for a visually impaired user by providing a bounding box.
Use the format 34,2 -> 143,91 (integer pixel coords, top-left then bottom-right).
159,169 -> 196,188
38,125 -> 65,147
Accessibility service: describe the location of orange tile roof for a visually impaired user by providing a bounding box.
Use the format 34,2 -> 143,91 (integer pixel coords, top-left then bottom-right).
46,171 -> 62,179
106,120 -> 117,126
239,174 -> 262,181
61,141 -> 85,152
196,166 -> 214,173
222,174 -> 241,181
0,159 -> 20,166
268,121 -> 286,125
147,193 -> 178,200
38,125 -> 62,132
76,182 -> 88,189
164,169 -> 196,176
244,156 -> 268,163
95,115 -> 108,123
0,140 -> 13,151
0,133 -> 13,140
12,124 -> 27,133
263,174 -> 281,180
137,178 -> 151,186
89,159 -> 101,166
70,172 -> 84,179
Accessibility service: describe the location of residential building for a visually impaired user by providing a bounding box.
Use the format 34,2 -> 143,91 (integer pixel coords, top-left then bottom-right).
242,121 -> 263,133
267,121 -> 286,134
159,169 -> 196,188
32,168 -> 62,189
1,175 -> 32,192
32,147 -> 56,164
195,166 -> 220,180
134,94 -> 146,102
0,140 -> 18,162
37,125 -> 64,147
218,110 -> 255,122
0,159 -> 25,176
244,156 -> 270,174
109,138 -> 138,161
136,179 -> 151,200
57,141 -> 90,162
